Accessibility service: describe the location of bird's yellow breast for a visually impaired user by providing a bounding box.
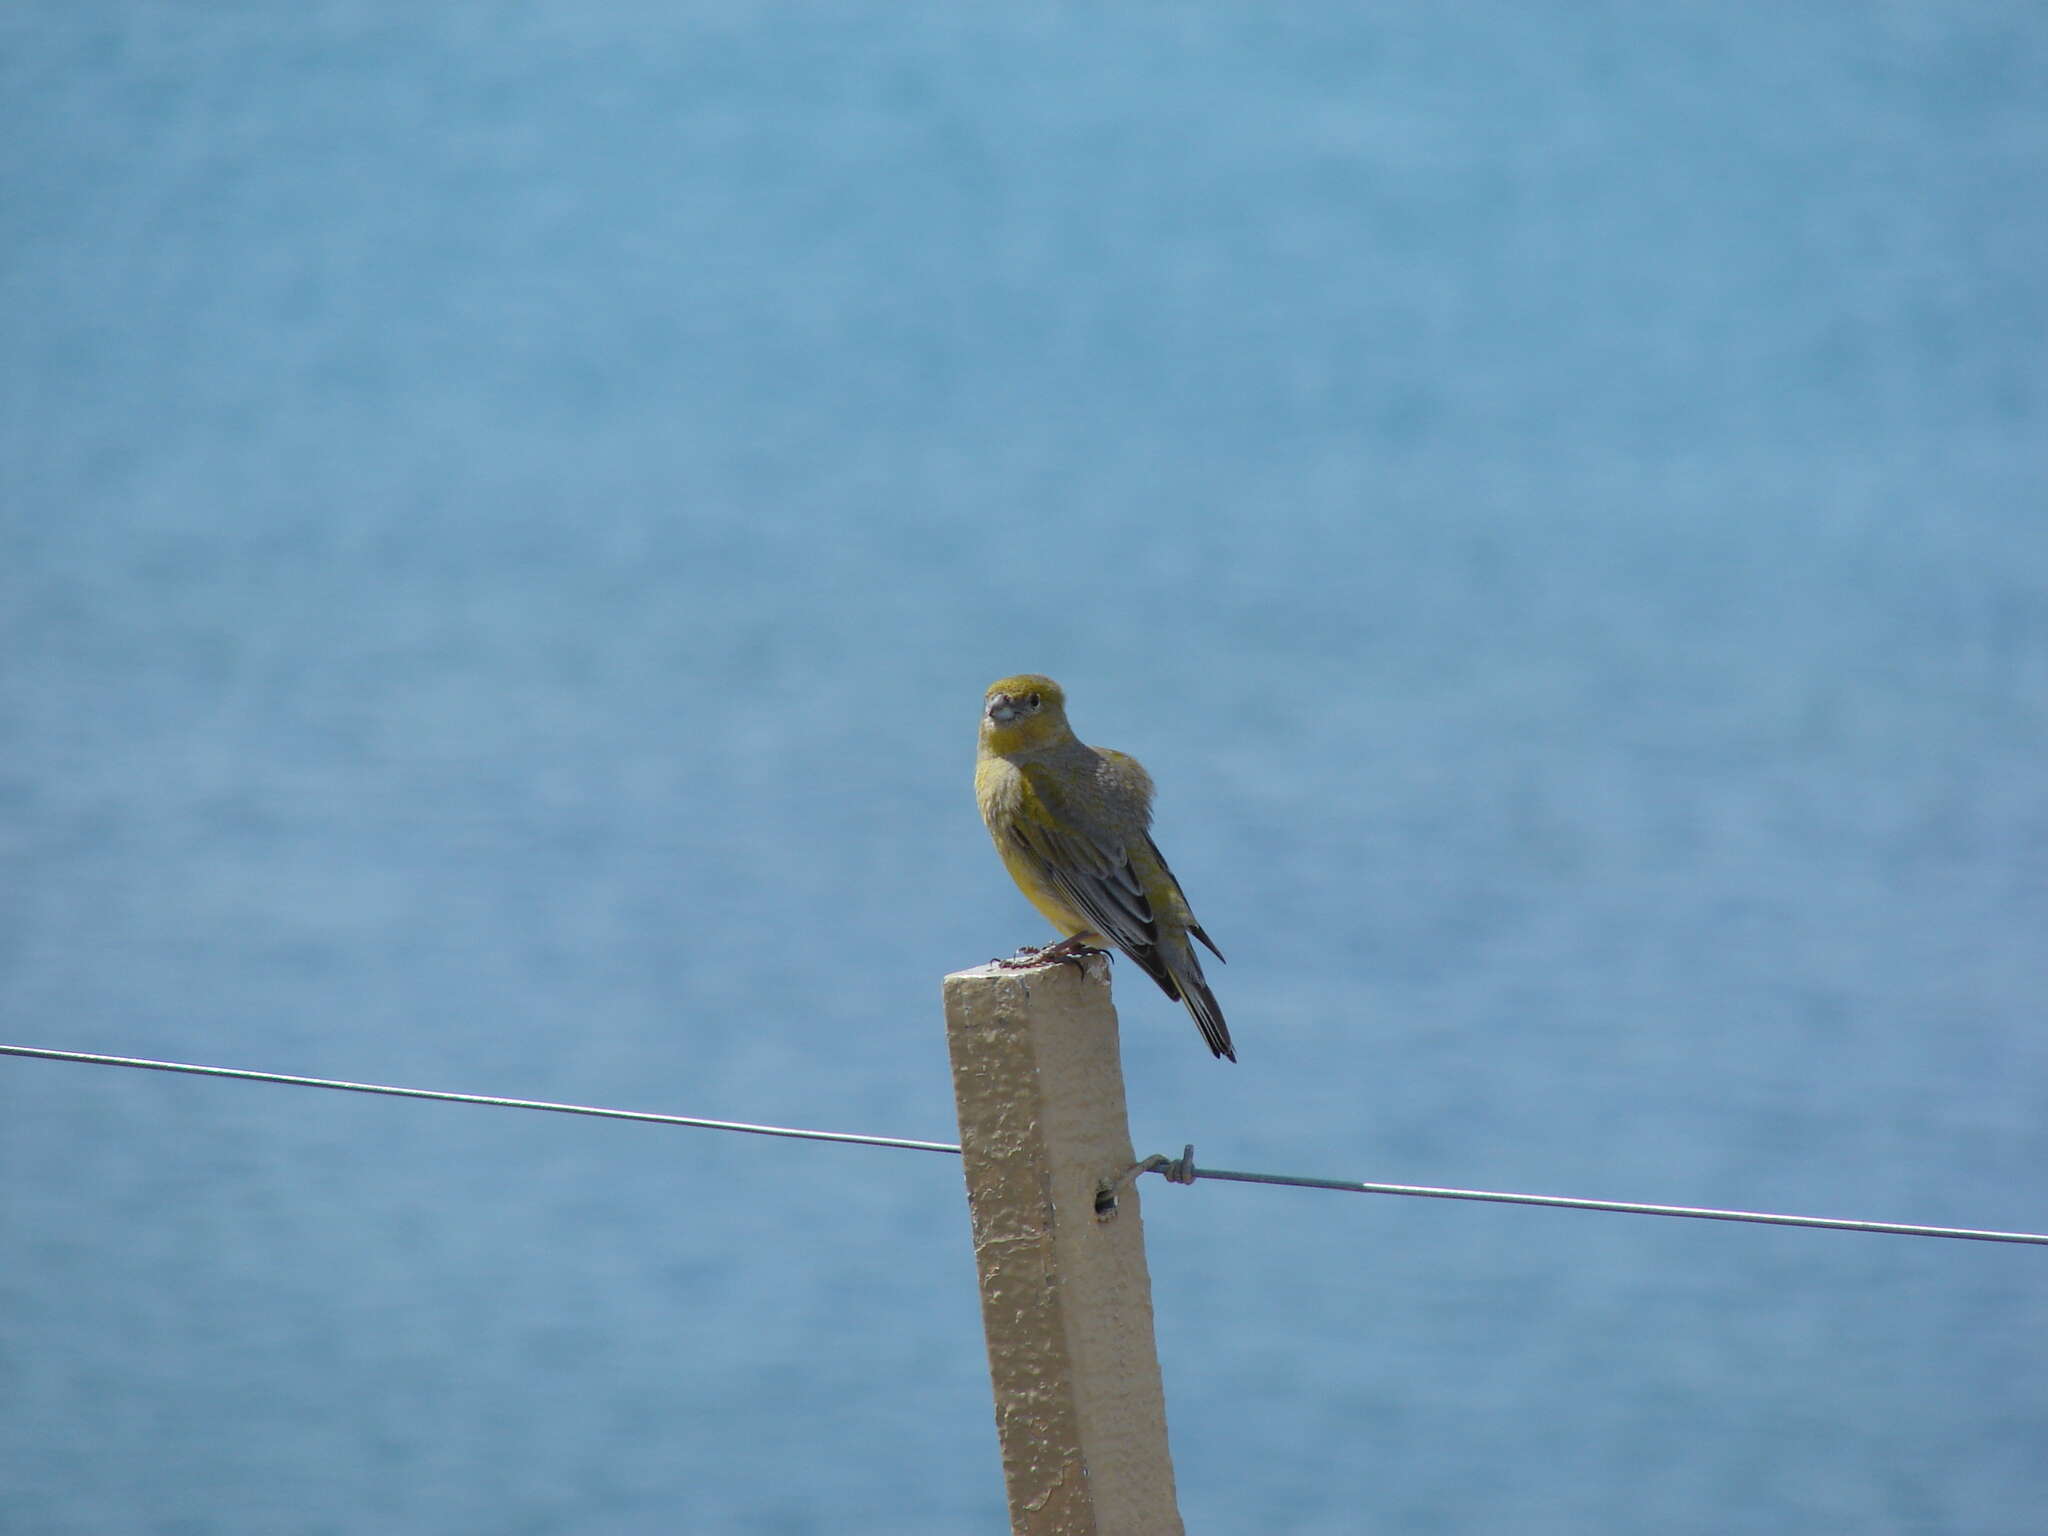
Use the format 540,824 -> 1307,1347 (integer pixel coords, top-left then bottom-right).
976,755 -> 1098,940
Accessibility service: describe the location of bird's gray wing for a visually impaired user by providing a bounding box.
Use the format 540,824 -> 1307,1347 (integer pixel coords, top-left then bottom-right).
1142,833 -> 1225,962
1009,763 -> 1166,969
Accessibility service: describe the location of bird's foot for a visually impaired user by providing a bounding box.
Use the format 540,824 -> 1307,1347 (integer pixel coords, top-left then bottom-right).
1040,935 -> 1108,967
992,937 -> 1108,974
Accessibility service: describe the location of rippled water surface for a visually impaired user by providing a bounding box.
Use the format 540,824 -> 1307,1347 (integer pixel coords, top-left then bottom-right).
4,5 -> 2044,1532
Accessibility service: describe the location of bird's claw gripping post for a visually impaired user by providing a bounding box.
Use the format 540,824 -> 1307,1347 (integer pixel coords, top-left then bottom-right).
991,938 -> 1108,975
1040,936 -> 1108,974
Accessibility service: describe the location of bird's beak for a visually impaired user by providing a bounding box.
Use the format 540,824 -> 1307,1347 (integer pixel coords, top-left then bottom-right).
986,694 -> 1020,724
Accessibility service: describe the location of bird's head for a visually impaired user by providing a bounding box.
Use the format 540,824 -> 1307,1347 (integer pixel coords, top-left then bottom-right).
981,674 -> 1071,754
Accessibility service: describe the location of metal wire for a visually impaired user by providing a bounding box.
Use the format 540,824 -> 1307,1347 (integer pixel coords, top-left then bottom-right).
0,1044 -> 961,1156
1166,1151 -> 2048,1246
7,1043 -> 2044,1246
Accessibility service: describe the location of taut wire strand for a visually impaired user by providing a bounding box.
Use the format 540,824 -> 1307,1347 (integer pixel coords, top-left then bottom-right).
0,1044 -> 961,1155
1150,1145 -> 2048,1246
8,1045 -> 2044,1246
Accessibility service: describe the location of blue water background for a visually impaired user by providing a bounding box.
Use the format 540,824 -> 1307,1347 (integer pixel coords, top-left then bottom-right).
4,5 -> 2045,1532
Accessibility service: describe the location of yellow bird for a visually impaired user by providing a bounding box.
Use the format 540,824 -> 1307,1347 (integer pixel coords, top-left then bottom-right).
975,674 -> 1235,1061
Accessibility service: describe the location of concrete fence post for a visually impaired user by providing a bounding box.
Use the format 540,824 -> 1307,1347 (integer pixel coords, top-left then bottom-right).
942,954 -> 1184,1536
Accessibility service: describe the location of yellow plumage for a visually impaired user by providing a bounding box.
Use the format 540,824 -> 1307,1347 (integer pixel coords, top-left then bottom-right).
975,674 -> 1235,1061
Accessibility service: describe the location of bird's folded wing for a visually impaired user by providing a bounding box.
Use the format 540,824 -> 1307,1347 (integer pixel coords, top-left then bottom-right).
1009,765 -> 1160,957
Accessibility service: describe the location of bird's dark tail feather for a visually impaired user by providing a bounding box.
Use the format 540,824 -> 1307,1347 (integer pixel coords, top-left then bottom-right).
1182,972 -> 1236,1062
1123,939 -> 1237,1062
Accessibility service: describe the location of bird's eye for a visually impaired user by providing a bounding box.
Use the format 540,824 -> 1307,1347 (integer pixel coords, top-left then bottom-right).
1027,693 -> 1041,708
